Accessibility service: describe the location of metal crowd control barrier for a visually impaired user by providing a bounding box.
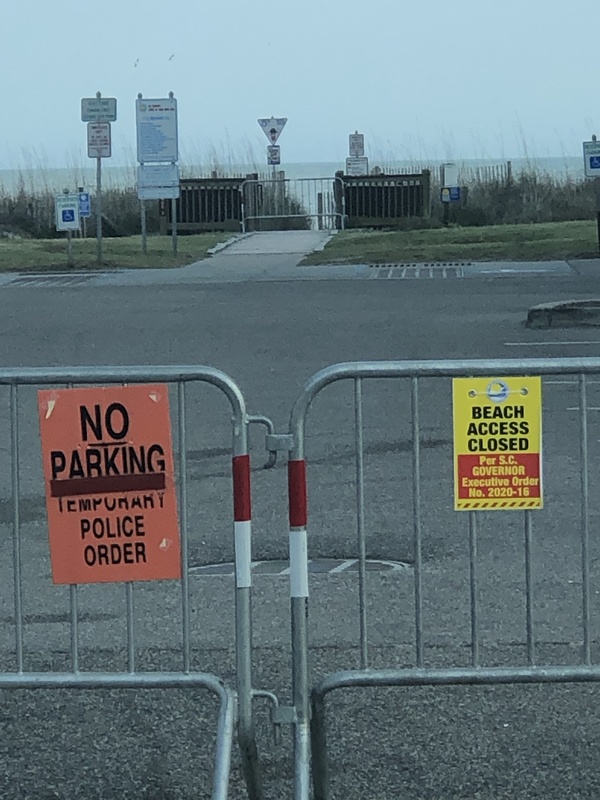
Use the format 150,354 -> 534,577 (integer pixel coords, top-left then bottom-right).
285,359 -> 600,800
0,365 -> 271,800
241,177 -> 346,232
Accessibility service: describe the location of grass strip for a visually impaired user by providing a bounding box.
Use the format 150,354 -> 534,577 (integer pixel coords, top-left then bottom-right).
0,233 -> 234,272
301,221 -> 600,265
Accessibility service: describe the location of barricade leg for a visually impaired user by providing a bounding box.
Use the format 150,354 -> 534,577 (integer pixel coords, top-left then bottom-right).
288,459 -> 311,800
212,688 -> 238,800
310,688 -> 330,800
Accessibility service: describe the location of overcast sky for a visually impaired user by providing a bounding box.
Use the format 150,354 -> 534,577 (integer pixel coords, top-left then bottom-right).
2,0 -> 598,170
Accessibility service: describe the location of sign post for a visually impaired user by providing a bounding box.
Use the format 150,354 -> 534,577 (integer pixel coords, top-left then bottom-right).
96,144 -> 102,262
583,136 -> 600,256
453,376 -> 542,510
81,92 -> 117,264
136,93 -> 180,256
38,384 -> 181,585
258,116 -> 287,179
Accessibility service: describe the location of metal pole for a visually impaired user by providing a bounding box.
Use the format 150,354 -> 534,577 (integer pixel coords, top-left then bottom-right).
443,199 -> 450,226
141,199 -> 147,255
171,196 -> 177,256
96,155 -> 102,263
67,230 -> 73,266
232,416 -> 263,800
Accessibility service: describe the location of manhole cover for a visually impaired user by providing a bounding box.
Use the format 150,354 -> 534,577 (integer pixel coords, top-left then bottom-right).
189,558 -> 412,577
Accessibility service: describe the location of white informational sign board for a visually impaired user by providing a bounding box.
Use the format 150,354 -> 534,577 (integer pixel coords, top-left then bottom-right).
267,145 -> 281,166
55,194 -> 80,231
87,123 -> 111,158
81,97 -> 117,122
137,164 -> 180,200
258,117 -> 287,144
349,133 -> 364,157
583,141 -> 600,178
346,156 -> 369,176
136,98 -> 179,163
442,162 -> 459,188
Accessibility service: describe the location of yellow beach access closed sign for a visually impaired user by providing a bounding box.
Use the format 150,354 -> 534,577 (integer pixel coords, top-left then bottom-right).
453,376 -> 542,510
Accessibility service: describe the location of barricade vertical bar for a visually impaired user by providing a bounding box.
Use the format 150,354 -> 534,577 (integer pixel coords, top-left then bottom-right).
411,377 -> 424,666
233,417 -> 263,800
70,585 -> 79,672
126,583 -> 135,673
469,512 -> 480,667
288,457 -> 310,800
524,510 -> 535,665
65,381 -> 79,673
10,384 -> 23,672
354,378 -> 368,668
177,382 -> 190,672
580,373 -> 591,664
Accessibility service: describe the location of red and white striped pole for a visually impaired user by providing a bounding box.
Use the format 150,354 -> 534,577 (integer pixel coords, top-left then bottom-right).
232,452 -> 263,797
288,459 -> 309,598
233,454 -> 252,589
288,458 -> 310,800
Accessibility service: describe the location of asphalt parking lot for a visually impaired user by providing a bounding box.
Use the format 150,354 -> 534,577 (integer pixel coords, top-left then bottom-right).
3,245 -> 600,798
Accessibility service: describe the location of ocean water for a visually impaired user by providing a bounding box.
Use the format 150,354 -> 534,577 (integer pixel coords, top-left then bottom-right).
0,156 -> 586,195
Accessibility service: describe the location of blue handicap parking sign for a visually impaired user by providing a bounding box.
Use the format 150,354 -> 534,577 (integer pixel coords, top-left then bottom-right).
590,156 -> 600,170
78,192 -> 91,217
62,209 -> 75,223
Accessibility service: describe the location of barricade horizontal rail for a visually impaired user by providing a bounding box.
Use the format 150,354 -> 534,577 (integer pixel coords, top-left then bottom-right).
285,358 -> 600,800
0,364 -> 267,800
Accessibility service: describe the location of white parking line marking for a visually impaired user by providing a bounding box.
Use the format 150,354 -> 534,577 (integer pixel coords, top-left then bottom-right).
566,407 -> 600,412
505,341 -> 600,347
546,380 -> 600,385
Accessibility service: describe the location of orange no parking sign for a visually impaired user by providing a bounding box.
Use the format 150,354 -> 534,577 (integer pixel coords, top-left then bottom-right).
38,384 -> 181,585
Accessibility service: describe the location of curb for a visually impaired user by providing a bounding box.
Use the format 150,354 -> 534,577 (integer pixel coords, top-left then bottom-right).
206,232 -> 253,255
527,299 -> 600,329
311,230 -> 339,253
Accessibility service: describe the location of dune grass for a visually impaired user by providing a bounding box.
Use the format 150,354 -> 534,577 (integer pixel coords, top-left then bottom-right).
301,221 -> 600,265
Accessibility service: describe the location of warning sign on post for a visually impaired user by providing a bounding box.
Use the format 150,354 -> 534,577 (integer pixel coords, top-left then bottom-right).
453,376 -> 542,510
38,385 -> 181,585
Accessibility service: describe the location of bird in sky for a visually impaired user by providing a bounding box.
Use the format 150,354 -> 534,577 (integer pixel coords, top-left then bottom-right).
168,54 -> 175,61
134,58 -> 140,68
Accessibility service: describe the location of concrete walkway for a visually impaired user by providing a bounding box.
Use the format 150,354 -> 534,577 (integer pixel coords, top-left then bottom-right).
212,230 -> 332,256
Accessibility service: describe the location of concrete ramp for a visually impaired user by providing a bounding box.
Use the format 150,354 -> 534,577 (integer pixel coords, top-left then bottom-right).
214,230 -> 332,256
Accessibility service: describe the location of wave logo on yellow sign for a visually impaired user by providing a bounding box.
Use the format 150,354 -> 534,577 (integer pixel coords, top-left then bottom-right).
453,376 -> 542,510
